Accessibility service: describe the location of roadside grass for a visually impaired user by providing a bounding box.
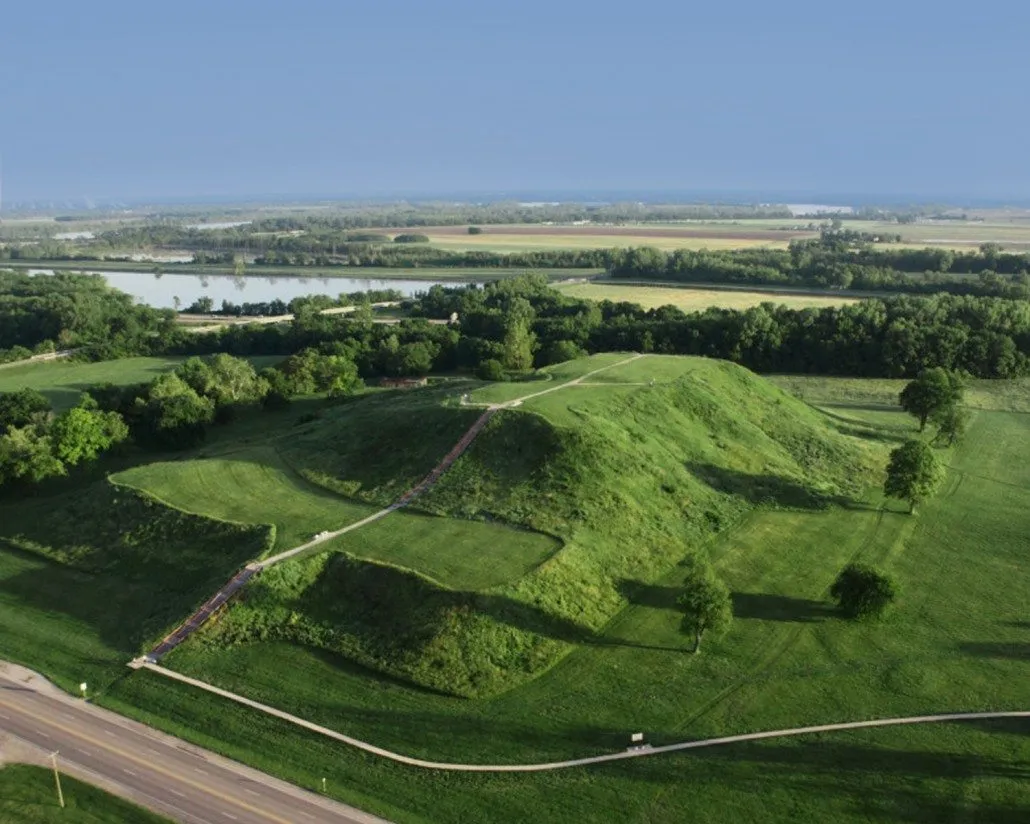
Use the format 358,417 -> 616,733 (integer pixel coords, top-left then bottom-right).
101,404 -> 1030,823
555,282 -> 859,311
0,764 -> 170,823
0,355 -> 282,411
0,482 -> 268,692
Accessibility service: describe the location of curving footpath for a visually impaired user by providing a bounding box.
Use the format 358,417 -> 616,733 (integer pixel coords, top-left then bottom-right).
141,662 -> 1030,773
142,353 -> 646,662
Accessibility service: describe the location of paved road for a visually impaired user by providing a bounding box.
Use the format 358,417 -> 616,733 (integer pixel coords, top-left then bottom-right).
0,665 -> 389,824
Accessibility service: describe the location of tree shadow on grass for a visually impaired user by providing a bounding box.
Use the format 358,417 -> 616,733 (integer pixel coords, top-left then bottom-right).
732,592 -> 834,623
687,462 -> 849,509
616,579 -> 683,610
957,642 -> 1030,661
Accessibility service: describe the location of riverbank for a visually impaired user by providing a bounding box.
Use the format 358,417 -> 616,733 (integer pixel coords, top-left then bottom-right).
0,259 -> 602,281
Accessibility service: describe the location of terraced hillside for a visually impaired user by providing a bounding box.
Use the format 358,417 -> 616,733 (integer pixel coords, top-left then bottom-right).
174,355 -> 877,696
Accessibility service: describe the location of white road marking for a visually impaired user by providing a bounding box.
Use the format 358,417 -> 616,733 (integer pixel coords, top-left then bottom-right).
243,788 -> 259,796
123,768 -> 138,777
170,789 -> 187,798
193,767 -> 208,775
221,813 -> 238,820
35,731 -> 50,739
0,712 -> 10,720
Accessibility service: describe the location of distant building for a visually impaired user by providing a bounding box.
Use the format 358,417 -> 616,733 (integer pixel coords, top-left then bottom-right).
379,377 -> 428,389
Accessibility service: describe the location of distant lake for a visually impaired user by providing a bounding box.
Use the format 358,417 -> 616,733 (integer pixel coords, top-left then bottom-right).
30,270 -> 469,309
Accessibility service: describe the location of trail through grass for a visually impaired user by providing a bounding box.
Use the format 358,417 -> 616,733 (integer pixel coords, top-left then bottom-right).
121,387 -> 1030,823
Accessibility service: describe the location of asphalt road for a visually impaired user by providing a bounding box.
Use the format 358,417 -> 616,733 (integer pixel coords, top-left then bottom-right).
0,668 -> 389,824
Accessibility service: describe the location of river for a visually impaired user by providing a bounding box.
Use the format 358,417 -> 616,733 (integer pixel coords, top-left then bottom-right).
29,269 -> 469,309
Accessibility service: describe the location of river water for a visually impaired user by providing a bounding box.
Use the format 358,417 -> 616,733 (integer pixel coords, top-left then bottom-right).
31,269 -> 466,309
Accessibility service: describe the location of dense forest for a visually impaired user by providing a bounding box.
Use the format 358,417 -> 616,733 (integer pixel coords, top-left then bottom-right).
608,237 -> 1030,298
0,271 -> 174,362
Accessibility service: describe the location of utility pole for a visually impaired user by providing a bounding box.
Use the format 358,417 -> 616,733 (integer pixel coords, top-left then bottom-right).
50,751 -> 65,809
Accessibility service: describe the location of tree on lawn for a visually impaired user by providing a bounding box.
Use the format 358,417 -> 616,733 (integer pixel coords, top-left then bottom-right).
899,368 -> 964,431
677,559 -> 732,654
931,403 -> 970,446
830,563 -> 897,619
884,439 -> 945,513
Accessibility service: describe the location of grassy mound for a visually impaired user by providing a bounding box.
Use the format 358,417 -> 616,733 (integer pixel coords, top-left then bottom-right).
197,356 -> 876,696
0,480 -> 268,689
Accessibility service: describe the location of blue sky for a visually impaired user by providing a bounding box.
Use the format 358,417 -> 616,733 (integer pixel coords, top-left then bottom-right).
1,0 -> 1027,203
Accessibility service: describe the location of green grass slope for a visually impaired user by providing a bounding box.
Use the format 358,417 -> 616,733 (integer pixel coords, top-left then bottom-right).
194,356 -> 877,697
0,482 -> 268,691
0,765 -> 170,823
116,388 -> 1030,824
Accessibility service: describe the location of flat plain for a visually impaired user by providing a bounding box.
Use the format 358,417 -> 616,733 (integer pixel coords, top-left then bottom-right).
555,281 -> 860,311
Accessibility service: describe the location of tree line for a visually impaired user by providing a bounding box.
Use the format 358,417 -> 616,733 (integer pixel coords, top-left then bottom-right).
608,237 -> 1030,299
0,271 -> 175,363
7,270 -> 1030,381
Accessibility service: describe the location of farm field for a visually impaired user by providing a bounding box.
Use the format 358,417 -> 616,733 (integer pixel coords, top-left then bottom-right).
555,281 -> 860,311
0,764 -> 170,823
0,355 -> 282,410
95,364 -> 1030,824
403,215 -> 1030,252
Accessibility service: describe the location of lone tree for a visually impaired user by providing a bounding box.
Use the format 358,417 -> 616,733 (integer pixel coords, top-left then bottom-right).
884,439 -> 945,513
830,563 -> 897,619
932,403 -> 970,446
899,368 -> 964,431
677,561 -> 732,654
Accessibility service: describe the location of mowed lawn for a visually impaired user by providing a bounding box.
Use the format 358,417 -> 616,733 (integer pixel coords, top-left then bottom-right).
115,447 -> 376,551
115,446 -> 558,589
468,351 -> 639,405
556,282 -> 859,311
105,399 -> 1030,823
0,355 -> 283,410
0,765 -> 170,823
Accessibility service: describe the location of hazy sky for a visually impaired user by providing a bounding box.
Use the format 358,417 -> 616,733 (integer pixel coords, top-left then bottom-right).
2,0 -> 1027,203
